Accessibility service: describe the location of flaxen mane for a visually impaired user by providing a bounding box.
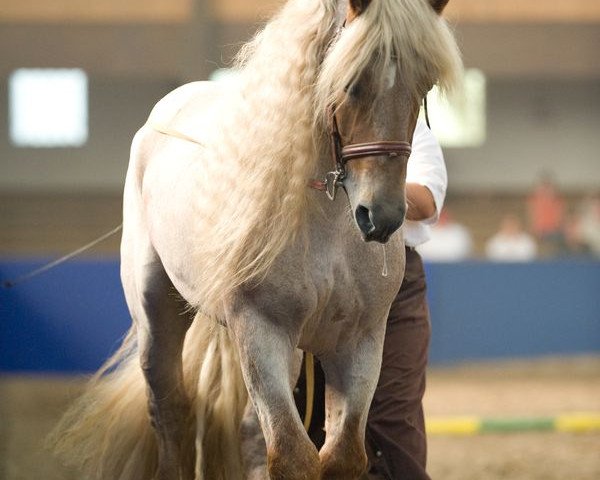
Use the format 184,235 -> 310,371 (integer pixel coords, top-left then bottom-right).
187,0 -> 462,316
187,0 -> 336,314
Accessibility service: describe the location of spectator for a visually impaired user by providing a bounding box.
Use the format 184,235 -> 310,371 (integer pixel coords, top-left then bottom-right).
527,174 -> 565,255
417,208 -> 473,261
576,195 -> 600,257
485,214 -> 537,262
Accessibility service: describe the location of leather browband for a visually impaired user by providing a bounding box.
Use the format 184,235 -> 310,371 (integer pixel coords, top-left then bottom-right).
341,141 -> 412,162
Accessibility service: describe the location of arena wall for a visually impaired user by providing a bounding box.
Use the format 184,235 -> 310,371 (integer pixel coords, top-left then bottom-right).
1,259 -> 598,373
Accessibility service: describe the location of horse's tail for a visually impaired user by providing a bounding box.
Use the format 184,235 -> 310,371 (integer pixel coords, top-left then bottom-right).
48,326 -> 161,479
48,312 -> 249,480
192,315 -> 248,480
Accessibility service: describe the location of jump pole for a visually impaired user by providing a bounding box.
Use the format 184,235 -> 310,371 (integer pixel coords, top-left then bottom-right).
426,413 -> 600,435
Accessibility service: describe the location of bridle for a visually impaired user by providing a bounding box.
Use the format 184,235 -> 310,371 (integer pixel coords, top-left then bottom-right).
311,93 -> 433,201
312,106 -> 413,201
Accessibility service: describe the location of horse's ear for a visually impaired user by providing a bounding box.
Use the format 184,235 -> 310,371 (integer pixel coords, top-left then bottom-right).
348,0 -> 372,16
429,0 -> 450,14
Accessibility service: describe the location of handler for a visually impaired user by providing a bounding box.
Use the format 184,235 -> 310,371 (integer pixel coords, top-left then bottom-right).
295,117 -> 447,480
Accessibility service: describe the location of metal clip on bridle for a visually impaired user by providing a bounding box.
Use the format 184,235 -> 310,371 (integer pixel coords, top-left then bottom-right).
324,170 -> 343,201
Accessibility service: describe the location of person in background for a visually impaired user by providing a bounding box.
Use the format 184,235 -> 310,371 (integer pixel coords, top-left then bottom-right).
416,208 -> 473,262
574,194 -> 600,258
485,213 -> 537,262
562,211 -> 587,256
296,117 -> 447,480
527,174 -> 565,256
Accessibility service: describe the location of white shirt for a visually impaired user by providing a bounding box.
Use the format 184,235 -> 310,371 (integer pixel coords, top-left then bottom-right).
403,119 -> 447,247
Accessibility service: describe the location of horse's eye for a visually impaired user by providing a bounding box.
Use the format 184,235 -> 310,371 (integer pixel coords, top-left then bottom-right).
347,83 -> 361,99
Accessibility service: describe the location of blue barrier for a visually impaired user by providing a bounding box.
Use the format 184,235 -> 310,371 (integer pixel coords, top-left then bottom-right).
1,259 -> 599,373
426,261 -> 600,364
1,259 -> 129,373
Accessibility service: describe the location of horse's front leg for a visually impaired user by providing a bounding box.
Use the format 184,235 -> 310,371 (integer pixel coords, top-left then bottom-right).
319,322 -> 387,480
229,312 -> 319,480
240,349 -> 305,480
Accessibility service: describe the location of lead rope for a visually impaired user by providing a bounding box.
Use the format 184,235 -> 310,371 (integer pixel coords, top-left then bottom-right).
2,124 -> 207,290
148,123 -> 207,147
303,352 -> 315,432
2,224 -> 123,289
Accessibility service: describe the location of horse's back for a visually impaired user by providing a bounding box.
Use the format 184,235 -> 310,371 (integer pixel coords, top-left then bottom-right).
146,80 -> 229,145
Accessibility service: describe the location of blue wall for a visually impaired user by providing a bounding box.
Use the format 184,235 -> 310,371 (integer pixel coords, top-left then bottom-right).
426,261 -> 600,364
1,260 -> 129,373
1,259 -> 599,373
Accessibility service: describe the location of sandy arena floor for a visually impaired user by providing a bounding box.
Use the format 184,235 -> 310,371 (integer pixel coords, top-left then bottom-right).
424,356 -> 600,480
1,356 -> 599,479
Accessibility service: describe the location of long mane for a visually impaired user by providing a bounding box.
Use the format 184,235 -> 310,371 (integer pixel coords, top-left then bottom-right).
190,0 -> 336,313
190,0 -> 462,315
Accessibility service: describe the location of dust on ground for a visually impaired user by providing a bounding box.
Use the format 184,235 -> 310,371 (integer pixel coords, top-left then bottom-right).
1,356 -> 598,479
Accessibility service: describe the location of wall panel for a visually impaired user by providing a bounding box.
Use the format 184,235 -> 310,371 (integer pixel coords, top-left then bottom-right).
0,0 -> 192,23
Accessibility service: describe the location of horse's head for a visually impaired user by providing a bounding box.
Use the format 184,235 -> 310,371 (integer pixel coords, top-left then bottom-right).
317,0 -> 459,243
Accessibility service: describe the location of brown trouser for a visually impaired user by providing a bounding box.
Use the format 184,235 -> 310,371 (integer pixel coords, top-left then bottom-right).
294,247 -> 431,479
365,247 -> 431,479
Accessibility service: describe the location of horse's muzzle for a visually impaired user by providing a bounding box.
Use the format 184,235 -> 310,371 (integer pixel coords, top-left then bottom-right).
355,204 -> 404,243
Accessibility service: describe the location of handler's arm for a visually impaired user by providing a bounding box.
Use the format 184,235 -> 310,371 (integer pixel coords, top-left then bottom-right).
405,120 -> 447,223
406,183 -> 436,221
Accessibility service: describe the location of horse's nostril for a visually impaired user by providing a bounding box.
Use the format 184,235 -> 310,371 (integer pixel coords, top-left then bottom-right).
355,205 -> 375,237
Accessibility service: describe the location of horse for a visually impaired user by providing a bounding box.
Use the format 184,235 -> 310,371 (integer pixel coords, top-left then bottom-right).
50,0 -> 461,478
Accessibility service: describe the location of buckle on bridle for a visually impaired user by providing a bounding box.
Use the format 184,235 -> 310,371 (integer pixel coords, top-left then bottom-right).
325,169 -> 344,201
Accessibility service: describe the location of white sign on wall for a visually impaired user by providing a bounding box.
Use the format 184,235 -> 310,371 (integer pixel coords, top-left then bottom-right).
9,68 -> 88,148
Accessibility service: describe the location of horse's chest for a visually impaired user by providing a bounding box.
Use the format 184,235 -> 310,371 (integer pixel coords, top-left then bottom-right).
313,241 -> 404,319
293,260 -> 398,353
